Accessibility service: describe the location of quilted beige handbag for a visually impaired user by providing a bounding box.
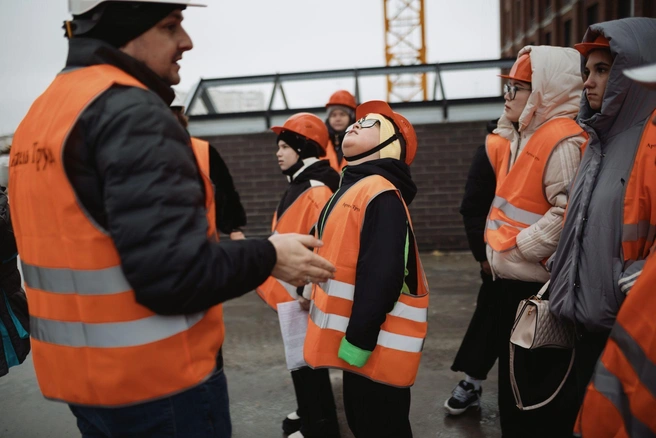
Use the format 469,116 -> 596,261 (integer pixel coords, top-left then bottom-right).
509,281 -> 575,410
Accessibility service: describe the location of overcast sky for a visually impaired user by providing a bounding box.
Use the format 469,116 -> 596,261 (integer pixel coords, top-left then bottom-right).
0,0 -> 500,135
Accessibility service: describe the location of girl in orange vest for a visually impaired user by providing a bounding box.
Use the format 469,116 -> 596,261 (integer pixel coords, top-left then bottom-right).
258,113 -> 340,438
324,90 -> 356,172
305,101 -> 429,438
485,47 -> 587,437
574,62 -> 656,438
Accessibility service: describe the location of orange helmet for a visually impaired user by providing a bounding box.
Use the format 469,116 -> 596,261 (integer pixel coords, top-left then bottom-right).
271,113 -> 329,153
574,34 -> 611,58
498,53 -> 532,83
326,90 -> 357,110
355,101 -> 418,165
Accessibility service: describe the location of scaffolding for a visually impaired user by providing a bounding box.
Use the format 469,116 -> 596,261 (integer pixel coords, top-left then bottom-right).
384,0 -> 428,102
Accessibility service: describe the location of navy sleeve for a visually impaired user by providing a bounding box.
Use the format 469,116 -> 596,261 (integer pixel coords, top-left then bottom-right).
208,145 -> 247,234
345,191 -> 407,351
93,88 -> 276,315
459,144 -> 496,262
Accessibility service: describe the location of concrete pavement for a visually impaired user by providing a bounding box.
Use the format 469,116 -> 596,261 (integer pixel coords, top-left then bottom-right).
0,253 -> 501,437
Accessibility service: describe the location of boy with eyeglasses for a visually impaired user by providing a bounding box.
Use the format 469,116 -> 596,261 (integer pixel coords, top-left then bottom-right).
484,46 -> 587,437
304,101 -> 429,438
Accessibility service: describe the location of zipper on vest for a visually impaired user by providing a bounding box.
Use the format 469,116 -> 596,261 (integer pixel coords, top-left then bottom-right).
318,190 -> 340,240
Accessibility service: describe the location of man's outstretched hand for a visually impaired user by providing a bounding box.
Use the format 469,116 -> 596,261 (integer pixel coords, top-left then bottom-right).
268,233 -> 335,287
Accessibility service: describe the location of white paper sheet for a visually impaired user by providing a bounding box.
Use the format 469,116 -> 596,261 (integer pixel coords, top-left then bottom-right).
277,300 -> 309,370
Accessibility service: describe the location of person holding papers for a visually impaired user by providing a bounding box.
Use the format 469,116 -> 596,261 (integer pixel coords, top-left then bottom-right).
256,113 -> 340,438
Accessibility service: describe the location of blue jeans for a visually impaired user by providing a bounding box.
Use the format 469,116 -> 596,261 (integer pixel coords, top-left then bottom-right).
69,369 -> 232,438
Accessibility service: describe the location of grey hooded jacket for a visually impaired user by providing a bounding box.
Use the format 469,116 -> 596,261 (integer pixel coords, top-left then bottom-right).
549,18 -> 656,333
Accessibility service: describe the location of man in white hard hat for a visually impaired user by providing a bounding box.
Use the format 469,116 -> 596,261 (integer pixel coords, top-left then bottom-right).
8,1 -> 335,436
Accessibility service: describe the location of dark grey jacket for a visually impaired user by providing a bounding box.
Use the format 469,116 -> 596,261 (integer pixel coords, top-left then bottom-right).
61,38 -> 276,315
549,18 -> 656,332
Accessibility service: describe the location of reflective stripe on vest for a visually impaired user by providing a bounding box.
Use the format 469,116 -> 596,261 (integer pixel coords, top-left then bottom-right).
485,118 -> 586,252
309,306 -> 424,353
9,65 -> 223,407
577,253 -> 656,436
22,263 -> 130,295
622,112 -> 656,265
303,175 -> 429,387
256,185 -> 333,311
31,312 -> 205,348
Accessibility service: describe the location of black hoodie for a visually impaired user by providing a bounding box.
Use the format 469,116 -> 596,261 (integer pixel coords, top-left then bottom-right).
459,119 -> 498,263
318,158 -> 419,352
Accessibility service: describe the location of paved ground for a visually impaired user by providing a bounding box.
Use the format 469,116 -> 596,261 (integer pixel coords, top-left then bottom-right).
0,253 -> 502,438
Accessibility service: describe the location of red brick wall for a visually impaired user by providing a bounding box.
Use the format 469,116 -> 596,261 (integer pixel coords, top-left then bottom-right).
205,120 -> 489,251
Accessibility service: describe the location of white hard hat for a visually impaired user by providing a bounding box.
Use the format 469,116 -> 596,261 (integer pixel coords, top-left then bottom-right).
624,63 -> 656,90
69,0 -> 207,15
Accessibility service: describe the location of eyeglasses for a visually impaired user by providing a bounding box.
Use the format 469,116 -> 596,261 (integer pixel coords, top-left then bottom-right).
345,118 -> 380,134
504,83 -> 532,101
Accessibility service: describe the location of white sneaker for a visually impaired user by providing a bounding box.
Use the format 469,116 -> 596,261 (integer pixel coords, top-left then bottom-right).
288,431 -> 305,438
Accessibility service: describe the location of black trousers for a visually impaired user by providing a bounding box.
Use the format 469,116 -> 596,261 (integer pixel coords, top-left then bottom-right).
451,271 -> 500,380
497,279 -> 578,438
343,371 -> 412,438
291,366 -> 339,437
573,327 -> 611,405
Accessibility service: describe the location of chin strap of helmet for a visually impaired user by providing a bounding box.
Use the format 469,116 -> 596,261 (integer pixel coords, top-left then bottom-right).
344,134 -> 398,162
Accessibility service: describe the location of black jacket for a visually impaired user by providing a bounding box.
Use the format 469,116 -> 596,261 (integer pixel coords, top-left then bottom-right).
61,38 -> 276,315
318,159 -> 418,352
278,159 -> 339,297
0,189 -> 29,378
208,146 -> 247,235
459,120 -> 497,262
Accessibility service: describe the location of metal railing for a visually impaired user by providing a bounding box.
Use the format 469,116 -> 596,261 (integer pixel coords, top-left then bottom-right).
186,58 -> 515,127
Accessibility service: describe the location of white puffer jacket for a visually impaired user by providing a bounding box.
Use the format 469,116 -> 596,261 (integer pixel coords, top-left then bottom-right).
487,45 -> 586,283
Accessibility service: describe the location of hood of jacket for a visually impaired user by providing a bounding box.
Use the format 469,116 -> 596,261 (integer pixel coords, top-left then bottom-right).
496,45 -> 583,139
65,37 -> 175,105
341,158 -> 417,206
291,159 -> 340,192
577,18 -> 656,141
277,159 -> 340,219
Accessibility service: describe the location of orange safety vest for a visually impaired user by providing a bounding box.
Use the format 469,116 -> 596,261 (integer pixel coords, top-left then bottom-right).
574,114 -> 656,438
190,137 -> 218,240
9,65 -> 224,407
325,139 -> 347,173
485,118 -> 586,252
621,110 -> 656,267
304,175 -> 429,387
256,183 -> 333,310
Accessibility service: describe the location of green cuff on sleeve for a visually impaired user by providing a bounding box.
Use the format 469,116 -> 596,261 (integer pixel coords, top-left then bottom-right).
338,337 -> 372,368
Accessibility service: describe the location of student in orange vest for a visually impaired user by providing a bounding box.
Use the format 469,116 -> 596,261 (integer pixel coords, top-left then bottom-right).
324,90 -> 356,172
172,105 -> 247,240
8,1 -> 335,436
574,62 -> 656,438
304,100 -> 429,438
484,46 -> 587,437
548,18 -> 656,416
255,113 -> 340,438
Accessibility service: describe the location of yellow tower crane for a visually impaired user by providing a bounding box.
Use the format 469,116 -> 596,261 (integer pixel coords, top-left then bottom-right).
384,0 -> 428,102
